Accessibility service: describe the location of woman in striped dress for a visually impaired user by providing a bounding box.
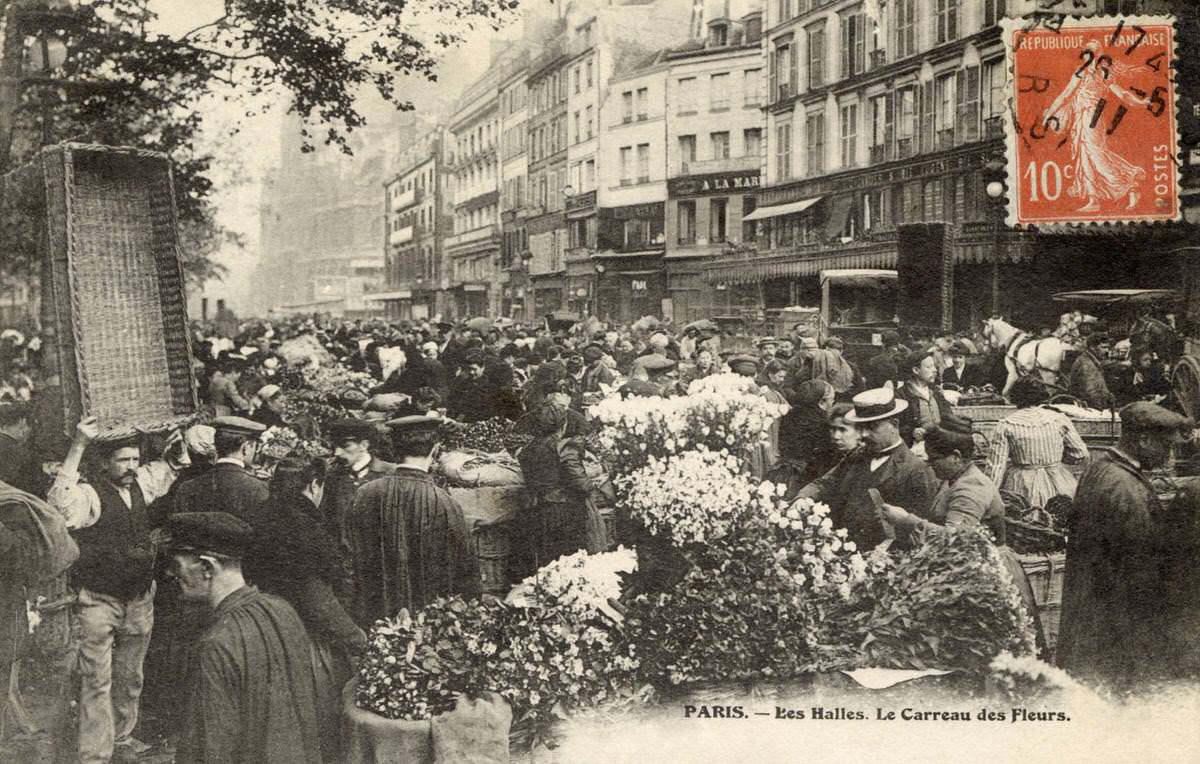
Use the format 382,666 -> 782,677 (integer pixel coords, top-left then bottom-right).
984,376 -> 1089,508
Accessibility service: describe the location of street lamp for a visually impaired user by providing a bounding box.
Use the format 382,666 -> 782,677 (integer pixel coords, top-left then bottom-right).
985,160 -> 1007,316
592,262 -> 604,319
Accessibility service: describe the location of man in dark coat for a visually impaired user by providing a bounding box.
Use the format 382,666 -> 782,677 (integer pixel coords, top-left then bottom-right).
173,417 -> 269,524
165,512 -> 323,764
771,379 -> 840,497
0,401 -> 41,495
795,388 -> 940,548
1064,332 -> 1116,410
1056,402 -> 1191,692
349,416 -> 480,626
862,330 -> 902,389
447,352 -> 499,423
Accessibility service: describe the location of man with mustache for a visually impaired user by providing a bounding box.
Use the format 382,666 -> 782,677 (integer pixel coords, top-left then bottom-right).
47,416 -> 183,763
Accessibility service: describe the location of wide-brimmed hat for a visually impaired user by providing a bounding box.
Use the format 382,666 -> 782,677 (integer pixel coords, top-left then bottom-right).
844,388 -> 909,423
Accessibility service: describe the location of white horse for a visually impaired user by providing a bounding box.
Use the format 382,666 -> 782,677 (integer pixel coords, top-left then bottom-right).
981,317 -> 1069,399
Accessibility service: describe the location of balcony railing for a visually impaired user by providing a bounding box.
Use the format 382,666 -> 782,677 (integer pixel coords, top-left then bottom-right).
869,144 -> 894,165
936,128 -> 956,151
896,137 -> 915,159
389,225 -> 416,246
390,187 -> 422,212
775,82 -> 793,103
678,155 -> 759,176
445,223 -> 498,251
869,49 -> 886,70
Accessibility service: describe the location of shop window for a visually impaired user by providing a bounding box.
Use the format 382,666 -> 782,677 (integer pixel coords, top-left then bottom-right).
678,201 -> 696,245
710,198 -> 728,244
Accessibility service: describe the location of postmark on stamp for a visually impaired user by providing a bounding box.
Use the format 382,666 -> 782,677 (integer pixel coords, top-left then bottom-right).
1003,15 -> 1179,226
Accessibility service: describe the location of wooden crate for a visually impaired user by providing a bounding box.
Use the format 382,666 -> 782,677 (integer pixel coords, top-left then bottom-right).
38,143 -> 198,441
1018,551 -> 1066,657
473,520 -> 513,596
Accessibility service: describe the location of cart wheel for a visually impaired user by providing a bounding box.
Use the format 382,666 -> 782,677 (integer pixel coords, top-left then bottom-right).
1171,355 -> 1200,420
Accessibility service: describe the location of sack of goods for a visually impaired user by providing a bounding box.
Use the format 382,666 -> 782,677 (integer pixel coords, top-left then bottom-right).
437,449 -> 524,488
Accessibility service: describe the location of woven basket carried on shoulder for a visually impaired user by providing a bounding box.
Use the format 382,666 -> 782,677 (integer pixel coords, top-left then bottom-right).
39,143 -> 198,441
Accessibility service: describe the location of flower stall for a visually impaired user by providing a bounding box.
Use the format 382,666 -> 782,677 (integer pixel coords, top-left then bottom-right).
347,373 -> 1048,760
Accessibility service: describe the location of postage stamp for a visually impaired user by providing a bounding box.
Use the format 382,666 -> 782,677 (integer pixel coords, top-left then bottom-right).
1003,15 -> 1179,227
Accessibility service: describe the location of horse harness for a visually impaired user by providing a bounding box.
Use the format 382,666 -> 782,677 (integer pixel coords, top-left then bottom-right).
1002,331 -> 1058,377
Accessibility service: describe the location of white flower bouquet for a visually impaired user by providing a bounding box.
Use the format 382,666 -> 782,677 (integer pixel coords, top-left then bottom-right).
618,448 -> 756,546
589,373 -> 788,474
760,492 -> 869,596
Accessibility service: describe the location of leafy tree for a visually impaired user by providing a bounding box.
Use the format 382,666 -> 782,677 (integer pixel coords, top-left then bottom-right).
1,0 -> 518,288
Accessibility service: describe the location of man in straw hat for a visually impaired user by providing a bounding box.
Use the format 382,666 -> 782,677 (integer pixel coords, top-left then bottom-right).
165,512 -> 322,764
793,388 -> 939,548
348,415 -> 479,626
1057,401 -> 1193,691
46,416 -> 184,763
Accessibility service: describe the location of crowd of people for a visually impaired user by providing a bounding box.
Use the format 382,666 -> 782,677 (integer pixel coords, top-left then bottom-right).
0,308 -> 1197,763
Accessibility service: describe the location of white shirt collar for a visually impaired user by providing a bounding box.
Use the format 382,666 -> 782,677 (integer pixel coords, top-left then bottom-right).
216,457 -> 245,468
351,455 -> 372,474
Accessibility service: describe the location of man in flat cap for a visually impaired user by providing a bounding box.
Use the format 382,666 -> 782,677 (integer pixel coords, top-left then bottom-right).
46,416 -> 183,764
172,416 -> 268,525
348,416 -> 479,626
895,349 -> 964,447
1057,401 -> 1193,692
793,388 -> 939,548
165,512 -> 322,764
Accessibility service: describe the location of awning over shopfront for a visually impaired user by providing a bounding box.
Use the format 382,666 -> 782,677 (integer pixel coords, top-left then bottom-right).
364,290 -> 413,302
741,196 -> 823,222
703,246 -> 897,285
594,248 -> 665,258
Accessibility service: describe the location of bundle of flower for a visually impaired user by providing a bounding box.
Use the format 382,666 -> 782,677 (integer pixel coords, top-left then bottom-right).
624,515 -> 820,686
439,417 -> 514,453
299,362 -> 376,401
759,494 -> 867,597
356,550 -> 641,747
617,448 -> 755,547
355,598 -> 509,721
589,377 -> 787,475
507,547 -> 636,622
811,528 -> 1037,674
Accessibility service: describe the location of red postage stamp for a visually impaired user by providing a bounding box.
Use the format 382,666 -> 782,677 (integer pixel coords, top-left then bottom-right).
1004,15 -> 1179,226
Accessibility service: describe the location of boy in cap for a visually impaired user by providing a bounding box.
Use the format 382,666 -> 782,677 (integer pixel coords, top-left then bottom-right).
165,512 -> 322,764
172,416 -> 268,524
1057,401 -> 1193,691
348,416 -> 479,626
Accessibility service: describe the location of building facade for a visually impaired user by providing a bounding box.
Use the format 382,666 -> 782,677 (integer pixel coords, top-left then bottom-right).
663,6 -> 764,323
526,34 -> 571,318
498,53 -> 533,319
445,65 -> 506,318
377,128 -> 447,320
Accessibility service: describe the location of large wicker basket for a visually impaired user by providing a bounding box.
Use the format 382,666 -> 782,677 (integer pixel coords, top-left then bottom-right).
38,143 -> 198,441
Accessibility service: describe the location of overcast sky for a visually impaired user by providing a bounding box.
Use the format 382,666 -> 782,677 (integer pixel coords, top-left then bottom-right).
148,0 -> 524,311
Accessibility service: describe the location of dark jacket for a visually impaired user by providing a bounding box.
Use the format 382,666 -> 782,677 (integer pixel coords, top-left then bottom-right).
173,461 -> 269,525
895,381 -> 965,446
862,349 -> 900,389
796,441 -> 940,548
1065,351 -> 1115,410
1057,450 -> 1164,689
941,362 -> 985,389
776,405 -> 841,487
